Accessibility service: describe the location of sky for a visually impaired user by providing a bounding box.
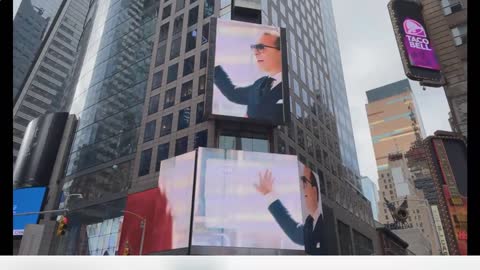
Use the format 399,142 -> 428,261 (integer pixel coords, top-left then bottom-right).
331,0 -> 452,188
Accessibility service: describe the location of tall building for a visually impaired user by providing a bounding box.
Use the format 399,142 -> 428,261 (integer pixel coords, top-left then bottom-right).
34,0 -> 377,255
421,0 -> 467,138
423,131 -> 467,255
376,153 -> 440,255
365,79 -> 424,172
50,0 -> 162,255
13,0 -> 90,164
13,0 -> 51,102
361,176 -> 379,221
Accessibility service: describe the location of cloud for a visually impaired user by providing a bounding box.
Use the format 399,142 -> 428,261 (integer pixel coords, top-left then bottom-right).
331,0 -> 451,188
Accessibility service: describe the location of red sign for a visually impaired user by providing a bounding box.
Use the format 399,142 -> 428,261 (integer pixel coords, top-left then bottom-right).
118,188 -> 173,255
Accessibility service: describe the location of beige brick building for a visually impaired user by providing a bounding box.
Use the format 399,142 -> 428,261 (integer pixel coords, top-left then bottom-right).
421,0 -> 467,137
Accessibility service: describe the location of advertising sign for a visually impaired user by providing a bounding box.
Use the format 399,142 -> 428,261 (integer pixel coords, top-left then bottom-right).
431,205 -> 449,255
118,152 -> 196,254
388,0 -> 444,86
192,148 -> 326,254
402,18 -> 440,70
209,19 -> 289,125
13,187 -> 47,236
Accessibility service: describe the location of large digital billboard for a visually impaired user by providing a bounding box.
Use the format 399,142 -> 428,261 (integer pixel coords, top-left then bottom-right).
118,151 -> 195,254
388,0 -> 444,86
192,148 -> 326,254
13,186 -> 47,236
209,19 -> 289,125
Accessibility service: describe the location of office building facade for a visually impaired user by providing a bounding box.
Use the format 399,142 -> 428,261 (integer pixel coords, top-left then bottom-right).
423,131 -> 467,255
51,0 -> 162,255
421,0 -> 467,138
376,153 -> 440,255
361,176 -> 379,221
128,0 -> 374,254
366,79 -> 425,172
13,0 -> 90,164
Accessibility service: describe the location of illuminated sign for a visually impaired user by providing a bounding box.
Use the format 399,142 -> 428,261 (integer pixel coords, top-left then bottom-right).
388,0 -> 444,86
402,18 -> 440,70
207,18 -> 290,125
13,187 -> 47,236
431,205 -> 449,255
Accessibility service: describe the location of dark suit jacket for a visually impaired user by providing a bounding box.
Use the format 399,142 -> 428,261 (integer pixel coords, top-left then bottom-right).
268,199 -> 328,255
214,65 -> 284,124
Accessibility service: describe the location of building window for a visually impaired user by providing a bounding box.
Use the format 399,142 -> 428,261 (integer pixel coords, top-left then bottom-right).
188,6 -> 199,27
297,128 -> 304,148
155,143 -> 170,171
164,87 -> 176,109
173,15 -> 184,35
277,137 -> 286,154
198,75 -> 206,95
178,107 -> 191,130
162,5 -> 172,20
194,130 -> 208,149
288,121 -> 295,140
159,22 -> 169,42
183,55 -> 195,76
148,94 -> 160,115
219,136 -> 269,152
202,23 -> 209,44
155,44 -> 167,66
160,114 -> 173,136
170,36 -> 182,59
196,102 -> 205,123
152,70 -> 163,90
175,136 -> 189,155
441,0 -> 463,15
200,49 -> 208,69
306,136 -> 314,156
204,0 -> 214,18
167,63 -> 178,83
185,30 -> 197,52
181,80 -> 193,102
176,0 -> 185,12
144,120 -> 156,142
138,148 -> 152,176
451,24 -> 467,46
295,102 -> 302,122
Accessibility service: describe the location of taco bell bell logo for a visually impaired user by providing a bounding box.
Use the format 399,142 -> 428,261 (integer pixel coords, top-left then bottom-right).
403,18 -> 432,51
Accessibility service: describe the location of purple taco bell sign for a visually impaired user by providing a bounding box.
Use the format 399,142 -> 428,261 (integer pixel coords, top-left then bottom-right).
402,18 -> 440,70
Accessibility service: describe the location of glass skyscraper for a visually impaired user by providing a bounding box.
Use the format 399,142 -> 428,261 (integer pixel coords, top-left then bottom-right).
13,0 -> 90,164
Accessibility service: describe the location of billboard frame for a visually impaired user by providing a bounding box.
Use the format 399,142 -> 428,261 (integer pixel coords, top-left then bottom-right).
205,17 -> 290,127
387,0 -> 445,87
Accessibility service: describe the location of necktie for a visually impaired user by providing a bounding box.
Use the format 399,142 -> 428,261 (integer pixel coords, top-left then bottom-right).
260,77 -> 275,97
305,215 -> 314,232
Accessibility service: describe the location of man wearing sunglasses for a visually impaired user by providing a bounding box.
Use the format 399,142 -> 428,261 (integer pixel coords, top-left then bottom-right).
254,167 -> 327,255
214,32 -> 284,124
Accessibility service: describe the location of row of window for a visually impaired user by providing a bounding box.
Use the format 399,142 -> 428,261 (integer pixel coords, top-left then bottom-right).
149,74 -> 205,114
138,129 -> 208,176
144,101 -> 205,142
156,21 -> 209,66
154,48 -> 208,84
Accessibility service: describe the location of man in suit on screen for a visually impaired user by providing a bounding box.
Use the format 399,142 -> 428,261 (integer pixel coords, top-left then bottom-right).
214,31 -> 284,124
254,167 -> 327,255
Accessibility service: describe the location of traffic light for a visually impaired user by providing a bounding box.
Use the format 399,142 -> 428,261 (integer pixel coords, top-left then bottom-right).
123,241 -> 130,255
56,216 -> 68,236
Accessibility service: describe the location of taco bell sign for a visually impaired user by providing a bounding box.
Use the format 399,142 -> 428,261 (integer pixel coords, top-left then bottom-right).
388,0 -> 444,87
402,18 -> 440,70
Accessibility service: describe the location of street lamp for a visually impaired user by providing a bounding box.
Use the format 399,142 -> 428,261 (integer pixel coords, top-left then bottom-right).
121,210 -> 146,256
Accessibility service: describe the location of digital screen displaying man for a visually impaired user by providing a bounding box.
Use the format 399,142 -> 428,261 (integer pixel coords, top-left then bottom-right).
212,20 -> 285,124
255,167 -> 327,255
